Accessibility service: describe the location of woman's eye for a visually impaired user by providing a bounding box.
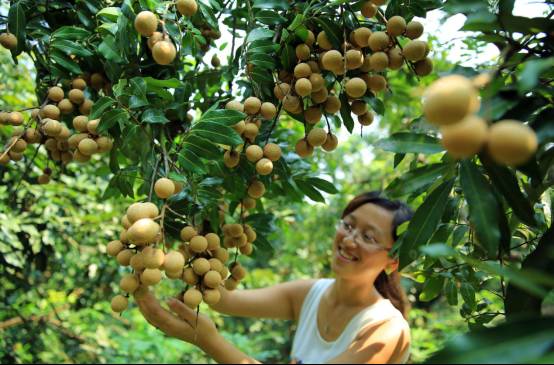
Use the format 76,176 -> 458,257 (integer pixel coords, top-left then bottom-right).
363,233 -> 375,243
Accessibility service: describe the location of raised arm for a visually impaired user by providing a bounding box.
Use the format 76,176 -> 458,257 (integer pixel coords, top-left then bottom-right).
210,279 -> 316,321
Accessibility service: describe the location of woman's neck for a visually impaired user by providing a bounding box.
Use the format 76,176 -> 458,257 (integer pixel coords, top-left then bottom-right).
330,276 -> 382,308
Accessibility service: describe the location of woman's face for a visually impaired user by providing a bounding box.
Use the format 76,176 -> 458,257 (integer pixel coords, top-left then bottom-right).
331,203 -> 398,280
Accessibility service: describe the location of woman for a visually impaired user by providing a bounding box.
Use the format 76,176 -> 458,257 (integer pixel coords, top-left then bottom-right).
135,192 -> 413,364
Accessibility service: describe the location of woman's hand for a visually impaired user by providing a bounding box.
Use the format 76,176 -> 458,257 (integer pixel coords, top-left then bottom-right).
134,287 -> 218,349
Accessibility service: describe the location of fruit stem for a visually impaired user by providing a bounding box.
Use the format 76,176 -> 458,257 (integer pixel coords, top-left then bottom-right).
148,158 -> 161,202
264,102 -> 283,145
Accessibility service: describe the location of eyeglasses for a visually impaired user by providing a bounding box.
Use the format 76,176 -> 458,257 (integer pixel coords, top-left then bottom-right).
336,219 -> 391,252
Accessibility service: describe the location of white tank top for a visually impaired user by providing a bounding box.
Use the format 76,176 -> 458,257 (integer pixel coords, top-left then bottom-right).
291,279 -> 410,364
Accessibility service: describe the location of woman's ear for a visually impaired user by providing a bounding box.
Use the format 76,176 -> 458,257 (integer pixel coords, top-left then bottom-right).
386,258 -> 399,275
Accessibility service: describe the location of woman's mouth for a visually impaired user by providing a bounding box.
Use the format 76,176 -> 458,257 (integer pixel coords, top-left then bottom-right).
337,246 -> 359,262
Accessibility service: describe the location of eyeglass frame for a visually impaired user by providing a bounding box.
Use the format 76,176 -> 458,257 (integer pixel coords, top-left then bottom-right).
336,218 -> 392,252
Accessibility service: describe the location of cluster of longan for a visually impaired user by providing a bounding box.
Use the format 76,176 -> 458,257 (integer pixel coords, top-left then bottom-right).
0,32 -> 17,50
0,112 -> 34,165
134,1 -> 197,66
424,75 -> 538,167
223,98 -> 282,176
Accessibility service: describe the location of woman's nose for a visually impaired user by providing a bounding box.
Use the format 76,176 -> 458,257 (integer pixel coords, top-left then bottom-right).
342,235 -> 357,249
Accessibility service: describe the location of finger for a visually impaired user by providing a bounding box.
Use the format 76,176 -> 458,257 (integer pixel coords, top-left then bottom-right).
167,298 -> 197,324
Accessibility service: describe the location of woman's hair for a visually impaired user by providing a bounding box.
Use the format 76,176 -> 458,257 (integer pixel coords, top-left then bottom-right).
341,191 -> 413,318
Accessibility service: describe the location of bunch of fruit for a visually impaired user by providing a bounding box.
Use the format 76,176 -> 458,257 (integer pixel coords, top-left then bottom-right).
424,74 -> 538,167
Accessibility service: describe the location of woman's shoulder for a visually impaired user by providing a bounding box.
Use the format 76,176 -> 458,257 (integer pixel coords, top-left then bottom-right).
286,278 -> 327,321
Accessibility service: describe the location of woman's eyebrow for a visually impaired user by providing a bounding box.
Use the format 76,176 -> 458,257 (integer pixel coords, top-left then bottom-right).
350,215 -> 384,237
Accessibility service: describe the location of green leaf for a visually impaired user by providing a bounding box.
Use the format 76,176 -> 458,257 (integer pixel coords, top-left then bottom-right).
99,108 -> 129,133
460,283 -> 476,310
399,179 -> 455,269
252,0 -> 290,10
480,155 -> 537,227
445,281 -> 458,306
248,53 -> 276,69
386,163 -> 450,198
97,7 -> 121,22
279,44 -> 296,72
199,110 -> 246,126
460,161 -> 501,256
51,39 -> 94,57
50,52 -> 82,74
295,180 -> 325,203
427,317 -> 554,364
52,26 -> 91,40
141,109 -> 170,124
192,122 -> 243,146
182,135 -> 221,160
288,14 -> 305,31
89,96 -> 116,120
246,28 -> 275,43
143,77 -> 183,89
313,18 -> 342,49
256,10 -> 287,25
518,58 -> 554,94
375,133 -> 444,155
419,276 -> 445,302
306,177 -> 338,194
8,3 -> 26,55
340,93 -> 354,133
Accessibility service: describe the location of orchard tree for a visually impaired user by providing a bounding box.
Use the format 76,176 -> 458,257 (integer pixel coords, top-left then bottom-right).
0,0 -> 553,363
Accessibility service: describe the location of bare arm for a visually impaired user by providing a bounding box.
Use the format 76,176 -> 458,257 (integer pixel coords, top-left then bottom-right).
210,279 -> 317,321
327,317 -> 411,364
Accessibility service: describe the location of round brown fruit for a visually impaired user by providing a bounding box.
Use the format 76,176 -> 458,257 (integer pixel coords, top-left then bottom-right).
163,251 -> 185,272
243,97 -> 261,115
402,40 -> 427,61
361,2 -> 378,18
304,106 -> 322,125
296,44 -> 311,61
183,288 -> 202,309
141,268 -> 162,286
368,32 -> 390,52
324,95 -> 341,114
97,136 -> 114,153
203,270 -> 222,288
190,235 -> 208,253
225,277 -> 239,291
0,33 -> 17,50
73,115 -> 88,132
128,218 -> 160,245
440,115 -> 488,159
107,240 -> 124,257
37,174 -> 50,185
322,133 -> 339,152
256,158 -> 273,175
143,247 -> 165,269
322,50 -> 343,71
307,128 -> 328,147
387,16 -> 407,37
226,100 -> 244,112
192,258 -> 211,276
120,274 -> 140,294
68,89 -> 85,104
263,143 -> 281,161
295,139 -> 314,158
224,150 -> 240,168
154,177 -> 175,199
152,41 -> 176,65
352,27 -> 372,47
295,78 -> 313,97
317,31 -> 333,50
203,289 -> 221,306
48,87 -> 65,102
406,21 -> 424,39
274,83 -> 291,100
116,249 -> 134,266
423,75 -> 480,126
180,226 -> 197,241
58,99 -> 74,114
42,119 -> 62,137
369,52 -> 389,72
205,233 -> 221,250
78,138 -> 98,156
111,295 -> 128,313
261,102 -> 277,120
312,87 -> 329,104
487,120 -> 538,166
415,58 -> 433,76
368,75 -> 387,93
248,180 -> 265,199
388,47 -> 404,70
134,11 -> 158,37
231,264 -> 246,281
294,63 -> 312,79
183,268 -> 199,285
359,112 -> 374,126
346,49 -> 364,70
351,100 -> 368,116
41,105 -> 61,120
176,0 -> 198,17
345,78 -> 368,98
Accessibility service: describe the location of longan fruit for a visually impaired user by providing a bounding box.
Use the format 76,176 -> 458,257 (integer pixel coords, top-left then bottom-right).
224,150 -> 240,168
192,258 -> 210,276
122,215 -> 132,229
38,174 -> 50,185
278,70 -> 293,83
203,289 -> 221,306
368,32 -> 390,52
322,50 -> 343,71
367,75 -> 387,92
190,235 -> 208,253
61,151 -> 73,164
244,97 -> 262,115
256,158 -> 273,175
322,133 -> 339,152
148,32 -> 165,50
180,226 -> 197,241
211,54 -> 220,68
183,288 -> 203,309
166,269 -> 183,280
163,251 -> 185,272
240,243 -> 253,255
305,30 -> 315,47
120,274 -> 140,294
8,112 -> 23,126
129,254 -> 146,271
307,128 -> 327,147
226,224 -> 243,238
242,197 -> 256,210
154,177 -> 175,199
261,102 -> 277,120
203,270 -> 222,288
128,218 -> 160,245
107,240 -> 124,257
213,247 -> 229,263
24,129 -> 42,144
243,123 -> 259,142
345,78 -> 367,98
0,33 -> 17,50
312,87 -> 329,104
143,247 -> 165,269
183,267 -> 199,285
274,83 -> 291,100
116,249 -> 134,266
111,295 -> 128,313
295,78 -> 313,97
152,41 -> 176,65
402,40 -> 427,61
440,115 -> 488,159
244,225 -> 256,242
324,95 -> 342,114
248,180 -> 265,199
73,150 -> 91,163
295,139 -> 314,158
246,145 -> 263,162
135,11 -> 158,37
361,2 -> 378,18
141,268 -> 162,286
283,95 -> 301,112
423,75 -> 480,126
73,115 -> 88,132
346,49 -> 364,70
205,233 -> 221,250
9,151 -> 23,161
414,58 -> 433,76
309,73 -> 325,93
294,63 -> 312,79
68,89 -> 85,104
58,99 -> 74,114
0,154 -> 9,165
78,99 -> 93,115
42,119 -> 62,137
97,136 -> 114,153
41,105 -> 61,120
406,21 -> 424,39
317,31 -> 333,50
56,126 -> 71,141
352,27 -> 372,47
225,277 -> 239,291
176,0 -> 198,17
48,87 -> 65,102
370,52 -> 389,71
263,143 -> 281,161
350,101 -> 368,116
387,16 -> 407,37
232,120 -> 246,135
296,44 -> 311,61
127,202 -> 159,224
388,47 -> 404,70
231,264 -> 246,281
359,112 -> 374,126
304,107 -> 322,125
78,138 -> 98,156
487,120 -> 538,166
72,78 -> 87,90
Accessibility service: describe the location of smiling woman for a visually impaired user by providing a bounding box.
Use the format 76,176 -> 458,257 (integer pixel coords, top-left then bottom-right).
135,191 -> 414,364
